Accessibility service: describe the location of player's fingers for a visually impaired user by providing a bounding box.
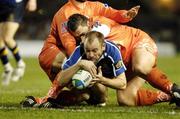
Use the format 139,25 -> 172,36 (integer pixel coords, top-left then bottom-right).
130,5 -> 140,14
91,78 -> 100,83
88,81 -> 96,87
90,68 -> 96,78
97,66 -> 102,74
134,5 -> 140,10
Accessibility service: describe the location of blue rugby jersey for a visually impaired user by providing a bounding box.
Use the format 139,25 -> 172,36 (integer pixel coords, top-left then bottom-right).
62,40 -> 126,78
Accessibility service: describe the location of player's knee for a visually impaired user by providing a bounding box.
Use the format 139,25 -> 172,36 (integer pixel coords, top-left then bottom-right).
3,36 -> 13,43
52,61 -> 62,69
52,53 -> 66,68
117,91 -> 136,106
133,63 -> 152,75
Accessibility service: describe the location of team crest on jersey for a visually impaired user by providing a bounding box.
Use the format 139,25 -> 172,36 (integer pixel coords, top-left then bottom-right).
61,21 -> 68,33
115,60 -> 123,69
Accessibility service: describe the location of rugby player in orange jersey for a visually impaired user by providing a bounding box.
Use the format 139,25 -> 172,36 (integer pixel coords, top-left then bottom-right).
61,14 -> 180,107
38,0 -> 140,83
20,0 -> 140,106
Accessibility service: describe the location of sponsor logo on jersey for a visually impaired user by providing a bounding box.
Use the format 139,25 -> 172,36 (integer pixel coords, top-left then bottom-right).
61,21 -> 68,33
115,60 -> 123,69
93,21 -> 101,27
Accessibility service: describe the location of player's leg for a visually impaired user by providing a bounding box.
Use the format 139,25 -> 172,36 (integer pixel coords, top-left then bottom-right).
36,43 -> 67,104
55,89 -> 90,106
22,41 -> 67,106
0,23 -> 13,85
117,76 -> 171,106
33,78 -> 107,108
21,89 -> 90,107
131,35 -> 180,106
86,83 -> 108,106
38,41 -> 66,82
132,35 -> 174,94
5,0 -> 28,82
2,21 -> 26,82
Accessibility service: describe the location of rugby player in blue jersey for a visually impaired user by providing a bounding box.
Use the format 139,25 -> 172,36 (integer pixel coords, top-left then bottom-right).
21,31 -> 127,108
0,0 -> 37,85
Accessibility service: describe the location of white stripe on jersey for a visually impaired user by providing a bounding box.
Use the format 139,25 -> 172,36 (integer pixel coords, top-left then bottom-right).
91,24 -> 110,37
16,0 -> 23,3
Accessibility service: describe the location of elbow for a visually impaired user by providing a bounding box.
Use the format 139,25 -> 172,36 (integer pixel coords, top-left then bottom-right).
120,83 -> 126,89
117,81 -> 127,90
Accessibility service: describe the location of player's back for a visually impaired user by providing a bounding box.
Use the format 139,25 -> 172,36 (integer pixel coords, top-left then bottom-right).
92,16 -> 145,60
49,1 -> 109,55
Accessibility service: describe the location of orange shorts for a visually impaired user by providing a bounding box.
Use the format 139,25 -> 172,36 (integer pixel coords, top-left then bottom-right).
124,33 -> 158,80
123,32 -> 158,65
38,40 -> 61,82
133,34 -> 158,57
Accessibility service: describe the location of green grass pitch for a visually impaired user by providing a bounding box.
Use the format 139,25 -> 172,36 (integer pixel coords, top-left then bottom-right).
0,56 -> 180,119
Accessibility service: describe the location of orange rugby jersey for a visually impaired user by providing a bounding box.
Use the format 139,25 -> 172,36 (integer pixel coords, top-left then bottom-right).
46,0 -> 132,56
91,16 -> 146,63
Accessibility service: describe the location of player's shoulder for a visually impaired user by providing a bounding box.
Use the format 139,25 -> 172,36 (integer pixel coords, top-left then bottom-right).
86,1 -> 105,6
105,40 -> 118,47
54,1 -> 72,16
71,44 -> 83,55
105,41 -> 120,53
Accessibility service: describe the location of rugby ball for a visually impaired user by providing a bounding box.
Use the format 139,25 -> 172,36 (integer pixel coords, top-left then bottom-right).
72,70 -> 93,90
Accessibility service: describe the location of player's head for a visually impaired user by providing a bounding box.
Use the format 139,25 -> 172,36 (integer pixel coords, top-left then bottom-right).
83,31 -> 105,64
67,14 -> 90,42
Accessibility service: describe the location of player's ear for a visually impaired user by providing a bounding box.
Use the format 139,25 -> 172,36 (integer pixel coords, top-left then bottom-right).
102,42 -> 106,51
87,21 -> 91,30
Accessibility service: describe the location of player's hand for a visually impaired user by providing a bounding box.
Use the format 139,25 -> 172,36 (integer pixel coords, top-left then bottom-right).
123,5 -> 140,19
79,60 -> 97,78
92,66 -> 105,83
89,67 -> 103,87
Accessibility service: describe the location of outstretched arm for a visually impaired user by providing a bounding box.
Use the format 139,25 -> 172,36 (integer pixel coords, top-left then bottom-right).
95,2 -> 140,23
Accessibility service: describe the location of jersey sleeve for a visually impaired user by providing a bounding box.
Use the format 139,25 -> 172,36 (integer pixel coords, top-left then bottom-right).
113,45 -> 126,76
62,46 -> 82,70
106,41 -> 126,76
45,15 -> 60,46
94,2 -> 131,23
55,10 -> 77,56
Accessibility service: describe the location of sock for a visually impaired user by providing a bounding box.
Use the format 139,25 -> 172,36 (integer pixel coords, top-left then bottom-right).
34,80 -> 63,104
46,79 -> 63,99
146,67 -> 173,94
0,47 -> 9,65
35,97 -> 47,104
136,89 -> 171,106
9,45 -> 21,62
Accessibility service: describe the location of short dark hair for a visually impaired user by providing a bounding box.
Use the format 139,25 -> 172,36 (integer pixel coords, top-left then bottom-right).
67,13 -> 88,32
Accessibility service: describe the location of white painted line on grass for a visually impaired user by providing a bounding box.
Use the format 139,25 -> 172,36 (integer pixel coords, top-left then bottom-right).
0,106 -> 179,115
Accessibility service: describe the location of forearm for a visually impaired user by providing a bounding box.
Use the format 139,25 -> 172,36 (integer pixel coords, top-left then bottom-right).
108,10 -> 131,23
100,77 -> 126,90
58,63 -> 81,86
